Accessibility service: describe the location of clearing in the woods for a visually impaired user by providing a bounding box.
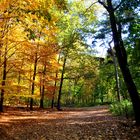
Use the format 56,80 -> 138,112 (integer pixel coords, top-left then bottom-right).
0,106 -> 140,140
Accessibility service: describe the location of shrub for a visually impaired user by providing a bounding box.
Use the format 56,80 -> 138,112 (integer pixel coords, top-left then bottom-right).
110,100 -> 134,118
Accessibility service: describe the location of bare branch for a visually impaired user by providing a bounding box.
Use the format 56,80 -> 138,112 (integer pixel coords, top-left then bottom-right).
84,1 -> 98,14
6,65 -> 14,74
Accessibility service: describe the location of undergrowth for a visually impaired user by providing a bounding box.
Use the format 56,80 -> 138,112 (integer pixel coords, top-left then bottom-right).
110,100 -> 134,118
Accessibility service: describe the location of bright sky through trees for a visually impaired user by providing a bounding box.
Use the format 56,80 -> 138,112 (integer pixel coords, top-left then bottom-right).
87,38 -> 107,57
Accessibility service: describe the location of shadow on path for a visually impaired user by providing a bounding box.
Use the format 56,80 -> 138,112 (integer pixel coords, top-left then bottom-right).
0,106 -> 140,140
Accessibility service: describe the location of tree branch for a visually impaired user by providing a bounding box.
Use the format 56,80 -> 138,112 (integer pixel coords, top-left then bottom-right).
98,0 -> 108,10
114,0 -> 124,11
84,1 -> 98,14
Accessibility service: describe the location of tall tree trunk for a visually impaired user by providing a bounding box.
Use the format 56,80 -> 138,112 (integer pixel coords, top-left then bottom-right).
39,76 -> 42,107
0,21 -> 9,112
40,84 -> 44,109
30,52 -> 38,110
99,0 -> 140,125
51,71 -> 58,109
40,64 -> 46,109
57,55 -> 67,110
113,55 -> 121,102
109,44 -> 121,102
0,44 -> 7,112
17,58 -> 24,103
51,54 -> 60,109
0,42 -> 3,112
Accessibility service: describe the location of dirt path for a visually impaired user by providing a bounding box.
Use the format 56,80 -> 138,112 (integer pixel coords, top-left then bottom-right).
0,106 -> 140,140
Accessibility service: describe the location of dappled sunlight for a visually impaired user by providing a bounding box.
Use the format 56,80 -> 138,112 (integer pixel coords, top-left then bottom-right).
0,0 -> 139,139
66,120 -> 113,125
0,106 -> 139,140
0,111 -> 60,124
0,107 -> 112,126
64,108 -> 111,119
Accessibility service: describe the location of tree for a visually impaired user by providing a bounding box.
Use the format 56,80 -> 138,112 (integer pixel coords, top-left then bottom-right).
54,0 -> 98,109
0,0 -> 32,111
57,52 -> 67,110
98,0 -> 140,125
0,0 -> 62,111
51,54 -> 60,109
107,43 -> 121,102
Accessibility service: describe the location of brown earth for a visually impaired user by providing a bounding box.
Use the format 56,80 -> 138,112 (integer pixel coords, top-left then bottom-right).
0,106 -> 140,140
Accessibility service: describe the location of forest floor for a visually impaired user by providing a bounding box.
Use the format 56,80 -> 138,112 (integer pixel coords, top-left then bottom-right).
0,105 -> 140,140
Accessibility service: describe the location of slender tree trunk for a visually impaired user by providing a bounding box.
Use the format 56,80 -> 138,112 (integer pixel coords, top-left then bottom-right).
109,45 -> 121,102
27,65 -> 32,108
0,82 -> 6,112
17,59 -> 24,104
100,0 -> 140,125
39,76 -> 42,106
51,71 -> 58,108
40,84 -> 44,108
40,65 -> 46,109
0,43 -> 2,67
18,58 -> 25,84
57,55 -> 67,110
51,54 -> 60,109
0,42 -> 3,112
0,44 -> 7,112
30,52 -> 38,110
113,55 -> 121,102
0,21 -> 9,112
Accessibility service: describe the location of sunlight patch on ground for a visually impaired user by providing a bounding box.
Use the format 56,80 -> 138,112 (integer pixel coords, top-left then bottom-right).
65,109 -> 110,118
0,107 -> 111,126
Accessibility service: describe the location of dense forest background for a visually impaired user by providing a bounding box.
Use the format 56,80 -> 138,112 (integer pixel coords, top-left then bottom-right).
0,0 -> 140,124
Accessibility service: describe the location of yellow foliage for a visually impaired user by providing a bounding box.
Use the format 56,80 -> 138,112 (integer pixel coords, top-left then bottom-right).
0,0 -> 62,106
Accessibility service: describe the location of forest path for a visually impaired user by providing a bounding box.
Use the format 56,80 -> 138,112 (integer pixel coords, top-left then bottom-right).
0,105 -> 140,140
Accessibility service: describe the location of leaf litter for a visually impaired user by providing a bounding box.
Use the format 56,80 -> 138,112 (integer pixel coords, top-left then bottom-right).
0,105 -> 140,140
